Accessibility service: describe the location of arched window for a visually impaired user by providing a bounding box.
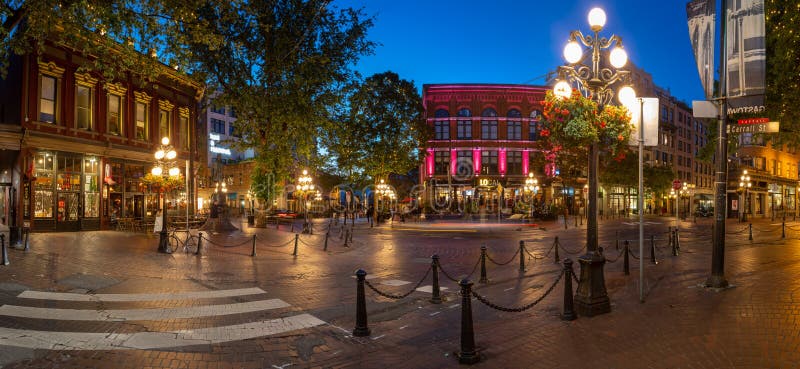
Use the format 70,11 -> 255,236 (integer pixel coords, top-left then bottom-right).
529,110 -> 542,140
433,109 -> 450,140
457,108 -> 472,139
507,109 -> 522,140
481,108 -> 497,139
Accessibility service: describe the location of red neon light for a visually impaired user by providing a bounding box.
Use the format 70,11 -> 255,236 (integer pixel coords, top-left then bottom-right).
472,148 -> 481,176
522,150 -> 529,176
450,150 -> 457,175
498,149 -> 507,176
426,149 -> 434,177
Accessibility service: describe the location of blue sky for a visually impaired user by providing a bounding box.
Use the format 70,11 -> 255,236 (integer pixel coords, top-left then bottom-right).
336,0 -> 708,103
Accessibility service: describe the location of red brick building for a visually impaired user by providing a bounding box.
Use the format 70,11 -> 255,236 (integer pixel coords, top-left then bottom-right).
420,84 -> 550,213
0,41 -> 204,233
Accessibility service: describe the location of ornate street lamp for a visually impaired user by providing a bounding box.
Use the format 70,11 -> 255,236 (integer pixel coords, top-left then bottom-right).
296,169 -> 315,233
553,7 -> 634,316
152,137 -> 180,253
739,170 -> 752,222
524,173 -> 539,222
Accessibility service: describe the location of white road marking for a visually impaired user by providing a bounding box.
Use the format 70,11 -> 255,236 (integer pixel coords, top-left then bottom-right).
0,299 -> 289,321
272,364 -> 293,369
17,287 -> 267,302
0,313 -> 325,350
448,304 -> 460,309
380,280 -> 411,286
399,325 -> 409,330
371,334 -> 385,340
429,311 -> 440,316
415,285 -> 449,293
504,287 -> 515,291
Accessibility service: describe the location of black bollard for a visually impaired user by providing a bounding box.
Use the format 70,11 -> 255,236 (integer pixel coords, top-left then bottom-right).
553,237 -> 560,264
615,231 -> 619,251
291,223 -> 294,233
251,235 -> 257,257
353,269 -> 371,337
667,227 -> 673,249
344,229 -> 350,247
674,229 -> 681,251
431,255 -> 442,304
782,221 -> 786,239
196,232 -> 204,256
650,234 -> 657,265
324,232 -> 329,251
519,241 -> 526,273
1,234 -> 7,266
292,234 -> 299,256
457,279 -> 480,364
749,223 -> 753,241
672,230 -> 679,256
623,240 -> 630,275
22,228 -> 29,251
479,245 -> 488,284
562,258 -> 576,321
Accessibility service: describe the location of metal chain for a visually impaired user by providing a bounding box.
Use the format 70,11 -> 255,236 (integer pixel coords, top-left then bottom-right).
627,246 -> 640,260
470,272 -> 563,312
438,262 -> 461,283
439,255 -> 481,283
726,225 -> 750,234
486,248 -> 521,266
542,242 -> 556,258
524,248 -> 544,260
558,242 -> 585,255
570,264 -> 579,285
201,234 -> 259,248
604,247 -> 624,263
364,266 -> 432,300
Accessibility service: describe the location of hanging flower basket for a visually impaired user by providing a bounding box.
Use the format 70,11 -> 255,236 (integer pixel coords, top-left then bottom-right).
539,90 -> 633,157
142,173 -> 185,192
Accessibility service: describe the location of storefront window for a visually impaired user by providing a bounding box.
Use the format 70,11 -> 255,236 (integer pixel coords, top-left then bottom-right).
56,155 -> 81,191
34,152 -> 55,218
125,165 -> 145,193
84,157 -> 99,217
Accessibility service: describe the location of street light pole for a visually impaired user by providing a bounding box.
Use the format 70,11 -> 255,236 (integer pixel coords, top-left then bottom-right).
740,170 -> 751,222
553,7 -> 634,316
152,137 -> 179,253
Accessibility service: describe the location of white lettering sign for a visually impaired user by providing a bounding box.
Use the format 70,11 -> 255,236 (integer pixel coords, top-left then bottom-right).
210,146 -> 231,155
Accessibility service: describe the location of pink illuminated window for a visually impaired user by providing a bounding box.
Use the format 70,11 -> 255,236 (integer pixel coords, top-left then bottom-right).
472,148 -> 481,176
522,150 -> 530,175
499,150 -> 507,176
426,149 -> 434,177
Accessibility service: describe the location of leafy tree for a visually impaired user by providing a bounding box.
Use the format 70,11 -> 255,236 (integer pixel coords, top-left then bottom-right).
184,1 -> 376,202
334,71 -> 427,184
765,0 -> 800,146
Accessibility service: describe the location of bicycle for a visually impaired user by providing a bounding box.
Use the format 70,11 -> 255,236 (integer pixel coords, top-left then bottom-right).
168,228 -> 199,254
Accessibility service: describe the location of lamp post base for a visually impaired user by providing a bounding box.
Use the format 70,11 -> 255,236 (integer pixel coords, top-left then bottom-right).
574,251 -> 610,316
158,230 -> 169,253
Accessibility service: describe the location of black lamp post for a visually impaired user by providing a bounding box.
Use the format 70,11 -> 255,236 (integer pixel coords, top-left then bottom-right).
739,170 -> 751,222
553,7 -> 635,316
297,169 -> 315,233
152,137 -> 179,253
524,173 -> 539,221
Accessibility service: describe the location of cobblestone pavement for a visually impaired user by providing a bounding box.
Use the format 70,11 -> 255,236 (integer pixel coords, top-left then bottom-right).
0,215 -> 798,368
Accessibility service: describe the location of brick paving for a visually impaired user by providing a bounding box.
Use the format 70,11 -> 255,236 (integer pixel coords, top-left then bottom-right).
0,215 -> 798,368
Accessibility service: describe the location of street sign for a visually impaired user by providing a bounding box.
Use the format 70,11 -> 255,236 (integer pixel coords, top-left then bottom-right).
727,121 -> 779,134
692,100 -> 717,118
673,180 -> 682,190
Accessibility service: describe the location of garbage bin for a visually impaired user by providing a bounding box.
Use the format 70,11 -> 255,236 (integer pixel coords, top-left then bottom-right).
247,214 -> 255,226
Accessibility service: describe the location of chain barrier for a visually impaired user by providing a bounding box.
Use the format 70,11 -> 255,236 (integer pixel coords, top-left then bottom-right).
485,248 -> 521,266
470,271 -> 562,312
628,247 -> 640,260
201,234 -> 261,248
297,237 -> 321,248
524,247 -> 544,261
364,266 -> 432,300
751,225 -> 781,233
603,247 -> 625,263
439,256 -> 481,283
558,242 -> 585,255
541,242 -> 556,258
726,225 -> 750,234
570,263 -> 580,285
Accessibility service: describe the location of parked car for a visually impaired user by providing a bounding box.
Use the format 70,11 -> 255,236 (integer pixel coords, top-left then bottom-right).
694,207 -> 713,217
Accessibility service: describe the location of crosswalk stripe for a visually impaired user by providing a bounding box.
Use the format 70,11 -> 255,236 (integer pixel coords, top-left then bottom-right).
0,313 -> 326,350
0,299 -> 289,321
17,287 -> 266,302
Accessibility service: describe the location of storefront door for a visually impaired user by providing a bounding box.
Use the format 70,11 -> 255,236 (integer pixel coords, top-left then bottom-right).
56,192 -> 80,231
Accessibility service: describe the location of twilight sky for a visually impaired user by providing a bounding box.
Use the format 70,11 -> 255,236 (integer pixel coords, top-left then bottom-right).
336,0 -> 709,103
